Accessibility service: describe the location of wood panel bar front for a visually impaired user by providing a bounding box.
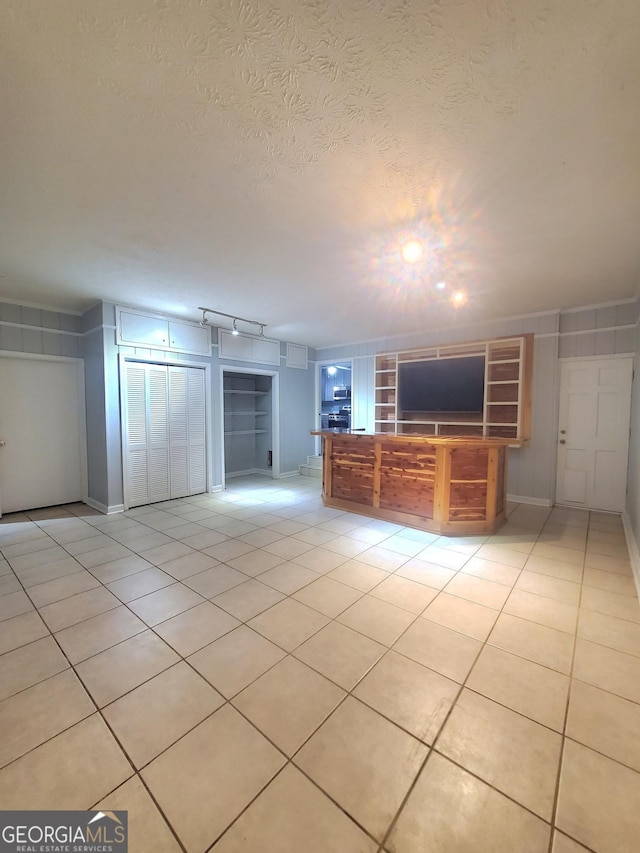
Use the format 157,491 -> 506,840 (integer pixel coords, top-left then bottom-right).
311,431 -> 510,535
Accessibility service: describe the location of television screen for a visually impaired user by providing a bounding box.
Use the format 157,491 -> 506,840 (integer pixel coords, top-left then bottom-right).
398,356 -> 486,413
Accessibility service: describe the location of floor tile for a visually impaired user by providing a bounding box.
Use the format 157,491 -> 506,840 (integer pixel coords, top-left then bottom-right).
127,583 -> 205,626
474,543 -> 529,568
142,705 -> 285,853
504,588 -> 578,634
38,585 -> 121,632
460,555 -> 522,586
422,592 -> 499,641
203,540 -> 256,562
515,571 -> 581,606
443,572 -> 510,609
154,600 -> 239,656
75,544 -> 137,570
525,554 -> 584,583
577,608 -> 640,657
0,635 -> 69,701
556,739 -> 640,853
75,630 -> 180,707
103,662 -> 224,768
138,540 -> 198,565
293,621 -> 386,690
225,548 -> 286,577
573,637 -> 640,703
551,832 -> 592,852
580,585 -> 640,622
233,656 -> 345,755
295,696 -> 427,842
369,574 -> 439,614
105,566 -> 176,602
0,610 -> 49,655
0,589 -> 34,621
0,573 -> 22,596
326,560 -> 389,592
159,551 -> 220,580
337,595 -> 415,646
394,558 -> 456,589
257,561 -> 319,594
466,644 -> 569,731
388,752 -> 550,853
15,557 -> 83,588
566,679 -> 640,773
248,598 -> 330,651
212,764 -> 377,852
0,668 -> 95,768
488,611 -> 575,673
292,576 -> 363,617
7,544 -> 69,572
583,566 -> 638,597
437,688 -> 562,820
212,579 -> 285,621
96,775 -> 183,853
27,570 -> 100,607
353,650 -> 459,743
188,625 -> 286,698
0,714 -> 132,810
291,547 -> 350,574
416,544 -> 469,571
54,605 -> 146,663
393,618 -> 481,683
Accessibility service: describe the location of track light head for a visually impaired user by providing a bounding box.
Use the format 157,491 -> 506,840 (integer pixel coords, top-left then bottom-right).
232,318 -> 239,335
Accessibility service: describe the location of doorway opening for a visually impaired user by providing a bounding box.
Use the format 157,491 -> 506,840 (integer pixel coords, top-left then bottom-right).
319,361 -> 353,430
221,368 -> 279,486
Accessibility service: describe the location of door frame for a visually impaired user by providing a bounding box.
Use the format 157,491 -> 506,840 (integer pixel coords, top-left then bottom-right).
0,351 -> 88,517
119,354 -> 213,510
220,365 -> 280,489
555,353 -> 634,511
315,358 -> 354,453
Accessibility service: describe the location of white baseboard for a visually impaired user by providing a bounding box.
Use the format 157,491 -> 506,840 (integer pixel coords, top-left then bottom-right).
209,484 -> 224,493
279,470 -> 303,479
621,510 -> 640,600
84,497 -> 124,515
506,494 -> 553,507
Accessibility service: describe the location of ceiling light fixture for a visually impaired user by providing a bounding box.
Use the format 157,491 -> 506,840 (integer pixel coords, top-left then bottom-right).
401,239 -> 424,264
198,307 -> 266,337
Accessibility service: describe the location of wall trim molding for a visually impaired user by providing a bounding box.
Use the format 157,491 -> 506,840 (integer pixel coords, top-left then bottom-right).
506,494 -> 553,507
622,510 -> 640,599
84,496 -> 125,515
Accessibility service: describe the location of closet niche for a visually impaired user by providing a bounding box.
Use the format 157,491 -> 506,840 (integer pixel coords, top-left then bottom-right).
223,371 -> 273,478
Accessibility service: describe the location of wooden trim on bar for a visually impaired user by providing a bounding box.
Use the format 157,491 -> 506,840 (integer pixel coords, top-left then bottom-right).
312,430 -> 510,536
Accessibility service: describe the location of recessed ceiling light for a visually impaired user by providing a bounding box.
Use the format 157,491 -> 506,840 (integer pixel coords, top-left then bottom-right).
401,239 -> 424,264
452,290 -> 466,306
436,281 -> 446,290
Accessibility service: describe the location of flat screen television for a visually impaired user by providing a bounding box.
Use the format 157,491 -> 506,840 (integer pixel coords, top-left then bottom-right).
398,356 -> 486,413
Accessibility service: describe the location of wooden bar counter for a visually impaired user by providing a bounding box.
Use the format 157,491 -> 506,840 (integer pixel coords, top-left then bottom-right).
311,430 -> 513,535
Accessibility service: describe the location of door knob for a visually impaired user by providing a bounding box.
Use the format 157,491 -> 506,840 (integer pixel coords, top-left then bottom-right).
559,439 -> 566,444
0,440 -> 6,447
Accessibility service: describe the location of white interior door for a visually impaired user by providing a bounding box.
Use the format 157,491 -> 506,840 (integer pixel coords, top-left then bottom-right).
556,357 -> 633,512
123,361 -> 207,507
0,356 -> 85,515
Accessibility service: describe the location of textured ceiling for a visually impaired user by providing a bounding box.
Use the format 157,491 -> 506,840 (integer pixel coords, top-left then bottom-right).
1,0 -> 639,347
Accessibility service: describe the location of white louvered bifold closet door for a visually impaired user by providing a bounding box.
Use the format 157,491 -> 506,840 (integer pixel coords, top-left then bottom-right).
124,363 -> 206,507
167,366 -> 206,499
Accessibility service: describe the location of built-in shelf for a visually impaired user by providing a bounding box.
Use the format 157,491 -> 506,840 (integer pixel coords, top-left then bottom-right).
374,335 -> 533,445
224,429 -> 269,436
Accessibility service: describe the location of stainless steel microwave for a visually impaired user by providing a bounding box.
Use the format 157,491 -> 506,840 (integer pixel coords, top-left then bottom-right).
333,387 -> 351,400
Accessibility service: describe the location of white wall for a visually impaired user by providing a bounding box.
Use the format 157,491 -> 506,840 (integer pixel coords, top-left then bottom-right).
624,322 -> 640,594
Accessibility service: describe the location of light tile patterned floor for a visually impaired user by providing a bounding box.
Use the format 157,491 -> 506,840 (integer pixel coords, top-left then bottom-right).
1,475 -> 640,852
